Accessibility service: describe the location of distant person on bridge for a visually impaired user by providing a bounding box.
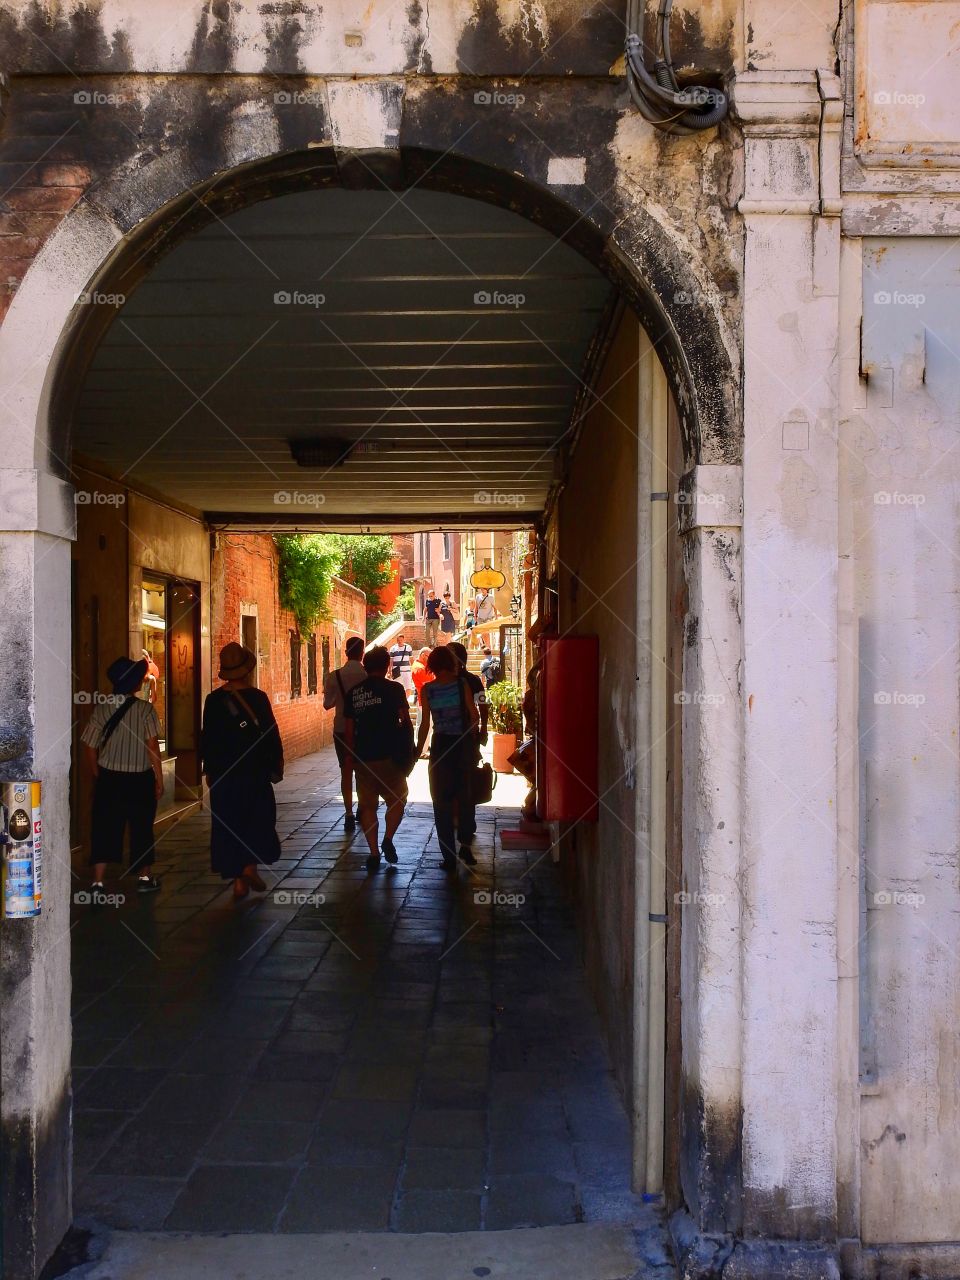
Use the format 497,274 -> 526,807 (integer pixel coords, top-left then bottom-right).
389,632 -> 414,697
474,588 -> 496,648
438,591 -> 458,643
423,588 -> 441,647
322,634 -> 367,832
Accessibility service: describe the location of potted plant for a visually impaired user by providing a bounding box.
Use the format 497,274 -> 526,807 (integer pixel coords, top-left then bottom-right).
486,680 -> 523,773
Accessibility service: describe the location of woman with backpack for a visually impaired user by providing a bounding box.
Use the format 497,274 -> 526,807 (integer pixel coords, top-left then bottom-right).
81,656 -> 164,896
416,645 -> 479,870
201,642 -> 284,899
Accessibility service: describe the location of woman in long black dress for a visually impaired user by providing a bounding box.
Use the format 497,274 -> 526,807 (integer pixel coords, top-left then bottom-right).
202,642 -> 284,899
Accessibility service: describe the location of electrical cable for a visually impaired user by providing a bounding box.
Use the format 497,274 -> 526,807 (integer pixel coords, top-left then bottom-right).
624,0 -> 728,134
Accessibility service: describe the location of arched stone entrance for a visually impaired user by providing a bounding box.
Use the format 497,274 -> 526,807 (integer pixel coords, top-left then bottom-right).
0,77 -> 744,1277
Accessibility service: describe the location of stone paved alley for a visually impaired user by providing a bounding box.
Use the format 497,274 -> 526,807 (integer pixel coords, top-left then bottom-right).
70,747 -> 650,1240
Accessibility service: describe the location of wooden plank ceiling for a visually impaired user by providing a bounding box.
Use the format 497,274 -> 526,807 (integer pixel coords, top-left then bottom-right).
73,187 -> 614,528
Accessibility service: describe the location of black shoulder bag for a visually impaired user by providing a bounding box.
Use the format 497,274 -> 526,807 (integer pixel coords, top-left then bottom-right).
391,686 -> 417,776
225,691 -> 284,783
99,694 -> 139,747
458,678 -> 495,803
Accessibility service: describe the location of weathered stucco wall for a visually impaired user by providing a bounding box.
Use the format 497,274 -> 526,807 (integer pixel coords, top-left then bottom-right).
555,308 -> 642,1100
0,0 -> 740,78
844,237 -> 960,1248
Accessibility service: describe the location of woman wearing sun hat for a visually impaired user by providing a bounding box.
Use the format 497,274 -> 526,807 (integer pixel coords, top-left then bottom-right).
201,642 -> 284,899
81,655 -> 164,896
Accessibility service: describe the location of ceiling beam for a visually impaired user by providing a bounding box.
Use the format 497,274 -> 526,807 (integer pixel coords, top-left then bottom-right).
205,511 -> 538,532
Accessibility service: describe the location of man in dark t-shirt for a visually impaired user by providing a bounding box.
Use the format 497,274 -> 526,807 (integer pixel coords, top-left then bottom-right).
423,589 -> 441,647
344,646 -> 413,873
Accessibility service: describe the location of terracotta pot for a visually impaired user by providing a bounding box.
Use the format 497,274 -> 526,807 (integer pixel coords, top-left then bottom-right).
492,732 -> 517,773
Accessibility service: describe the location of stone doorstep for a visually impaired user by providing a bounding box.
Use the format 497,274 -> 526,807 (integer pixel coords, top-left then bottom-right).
73,1222 -> 661,1280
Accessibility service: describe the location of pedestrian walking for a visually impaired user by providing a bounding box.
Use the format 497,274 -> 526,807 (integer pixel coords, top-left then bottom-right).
344,645 -> 415,874
474,588 -> 496,649
423,588 -> 442,647
438,591 -> 458,643
411,646 -> 435,709
81,656 -> 164,896
322,634 -> 367,831
416,645 -> 479,871
448,641 -> 489,860
411,645 -> 435,753
201,642 -> 284,900
389,631 -> 414,697
480,646 -> 503,689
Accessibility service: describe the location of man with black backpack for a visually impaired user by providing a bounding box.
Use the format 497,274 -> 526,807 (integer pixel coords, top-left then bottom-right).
480,646 -> 503,689
323,635 -> 367,831
344,646 -> 415,874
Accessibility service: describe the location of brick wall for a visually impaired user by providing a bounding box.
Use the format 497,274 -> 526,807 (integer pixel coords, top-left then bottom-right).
393,533 -> 415,582
210,533 -> 366,764
0,81 -> 94,322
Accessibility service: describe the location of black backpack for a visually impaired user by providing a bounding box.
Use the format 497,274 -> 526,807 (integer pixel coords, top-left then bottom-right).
484,658 -> 502,687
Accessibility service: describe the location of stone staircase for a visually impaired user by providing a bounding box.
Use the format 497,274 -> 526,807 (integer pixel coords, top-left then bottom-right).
373,617 -> 425,651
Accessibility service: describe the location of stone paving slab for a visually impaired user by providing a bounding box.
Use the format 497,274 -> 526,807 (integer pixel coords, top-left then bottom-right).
75,1222 -> 665,1280
70,746 -> 654,1239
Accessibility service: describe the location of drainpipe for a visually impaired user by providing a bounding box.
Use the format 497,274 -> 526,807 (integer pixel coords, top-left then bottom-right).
645,363 -> 669,1194
632,339 -> 668,1195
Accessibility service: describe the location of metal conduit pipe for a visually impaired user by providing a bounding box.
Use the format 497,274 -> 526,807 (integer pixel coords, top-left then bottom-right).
632,335 -> 669,1199
645,358 -> 669,1196
625,0 -> 728,134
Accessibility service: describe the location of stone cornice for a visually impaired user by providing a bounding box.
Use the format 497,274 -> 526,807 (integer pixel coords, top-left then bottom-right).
730,70 -> 822,135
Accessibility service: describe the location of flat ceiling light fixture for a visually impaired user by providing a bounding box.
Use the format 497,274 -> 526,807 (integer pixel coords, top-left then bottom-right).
351,440 -> 395,455
289,438 -> 352,468
289,438 -> 396,468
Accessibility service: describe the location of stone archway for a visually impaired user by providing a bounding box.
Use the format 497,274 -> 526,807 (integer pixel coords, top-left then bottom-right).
0,82 -> 740,482
0,76 -> 744,1277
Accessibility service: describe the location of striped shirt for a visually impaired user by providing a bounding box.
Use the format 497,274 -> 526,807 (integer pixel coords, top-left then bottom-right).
81,697 -> 160,772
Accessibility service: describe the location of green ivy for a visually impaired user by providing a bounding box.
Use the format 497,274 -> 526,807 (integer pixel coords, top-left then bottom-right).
329,533 -> 395,603
393,583 -> 416,619
275,533 -> 397,633
275,534 -> 340,633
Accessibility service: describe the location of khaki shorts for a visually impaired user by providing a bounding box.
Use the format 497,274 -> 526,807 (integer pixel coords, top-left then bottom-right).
354,757 -> 408,810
